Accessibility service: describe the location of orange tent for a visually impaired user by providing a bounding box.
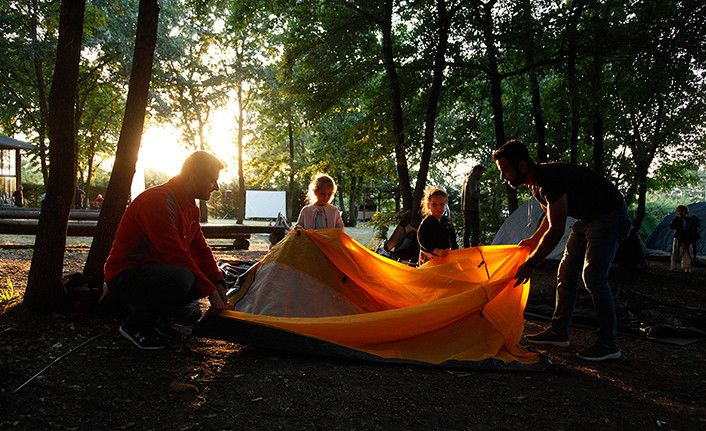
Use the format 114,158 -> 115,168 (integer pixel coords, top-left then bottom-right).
193,228 -> 547,371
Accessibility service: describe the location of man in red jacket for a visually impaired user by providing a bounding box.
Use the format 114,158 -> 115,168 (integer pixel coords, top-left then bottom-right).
105,151 -> 227,350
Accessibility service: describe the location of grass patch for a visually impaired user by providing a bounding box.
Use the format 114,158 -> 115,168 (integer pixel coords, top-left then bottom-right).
1,276 -> 21,313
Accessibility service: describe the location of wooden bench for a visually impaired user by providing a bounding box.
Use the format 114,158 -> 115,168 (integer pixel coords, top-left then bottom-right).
0,216 -> 288,249
0,208 -> 101,220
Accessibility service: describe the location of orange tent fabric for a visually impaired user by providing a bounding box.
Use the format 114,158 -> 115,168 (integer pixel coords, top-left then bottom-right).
194,228 -> 546,371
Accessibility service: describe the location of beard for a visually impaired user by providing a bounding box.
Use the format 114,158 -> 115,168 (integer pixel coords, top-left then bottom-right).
507,171 -> 528,189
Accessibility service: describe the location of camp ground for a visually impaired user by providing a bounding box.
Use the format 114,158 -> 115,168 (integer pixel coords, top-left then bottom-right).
193,228 -> 549,371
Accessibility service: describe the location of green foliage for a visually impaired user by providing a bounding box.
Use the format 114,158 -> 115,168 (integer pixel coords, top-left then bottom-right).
645,191 -> 703,223
368,211 -> 401,243
2,0 -> 705,241
1,277 -> 21,314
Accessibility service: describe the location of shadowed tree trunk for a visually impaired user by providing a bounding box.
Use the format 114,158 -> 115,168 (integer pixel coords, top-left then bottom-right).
236,83 -> 246,224
566,3 -> 583,164
520,0 -> 547,163
474,0 -> 517,212
82,0 -> 159,283
24,0 -> 86,312
411,0 -> 454,227
29,0 -> 50,184
287,116 -> 295,222
380,0 -> 413,218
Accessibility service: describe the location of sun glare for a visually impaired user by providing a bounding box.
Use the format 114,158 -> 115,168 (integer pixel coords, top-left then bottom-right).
139,105 -> 242,183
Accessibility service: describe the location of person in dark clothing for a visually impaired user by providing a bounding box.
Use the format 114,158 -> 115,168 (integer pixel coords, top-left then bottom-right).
670,205 -> 700,273
461,165 -> 486,248
74,187 -> 85,209
417,187 -> 458,265
493,140 -> 631,362
12,186 -> 23,207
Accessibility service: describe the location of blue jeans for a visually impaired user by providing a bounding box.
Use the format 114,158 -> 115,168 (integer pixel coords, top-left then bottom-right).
107,264 -> 196,330
551,203 -> 631,347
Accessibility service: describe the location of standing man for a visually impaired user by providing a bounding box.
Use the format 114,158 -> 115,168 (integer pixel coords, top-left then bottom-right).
460,164 -> 486,248
493,140 -> 631,361
104,151 -> 228,350
12,185 -> 23,207
74,187 -> 85,209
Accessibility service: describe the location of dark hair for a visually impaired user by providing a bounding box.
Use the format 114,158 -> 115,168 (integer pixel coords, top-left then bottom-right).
180,151 -> 225,177
676,205 -> 689,215
492,140 -> 534,167
472,164 -> 486,173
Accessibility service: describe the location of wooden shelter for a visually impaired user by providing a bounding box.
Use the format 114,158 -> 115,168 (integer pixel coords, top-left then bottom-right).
0,134 -> 33,203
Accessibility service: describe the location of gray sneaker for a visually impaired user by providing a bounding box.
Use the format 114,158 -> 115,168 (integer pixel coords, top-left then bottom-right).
525,327 -> 570,347
577,343 -> 621,361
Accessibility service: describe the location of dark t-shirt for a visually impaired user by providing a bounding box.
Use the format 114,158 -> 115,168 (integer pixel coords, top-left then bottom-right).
417,215 -> 458,254
531,163 -> 625,221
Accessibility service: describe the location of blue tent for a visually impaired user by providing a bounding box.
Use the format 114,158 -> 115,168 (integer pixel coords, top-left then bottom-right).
644,202 -> 706,255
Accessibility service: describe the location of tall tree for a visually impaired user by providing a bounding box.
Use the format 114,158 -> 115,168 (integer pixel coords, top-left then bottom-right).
611,0 -> 706,231
151,4 -> 229,222
83,0 -> 159,283
0,0 -> 58,183
24,0 -> 86,312
469,0 -> 518,212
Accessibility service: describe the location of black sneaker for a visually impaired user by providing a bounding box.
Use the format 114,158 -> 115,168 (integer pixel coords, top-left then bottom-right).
577,343 -> 621,361
525,327 -> 570,347
173,300 -> 203,323
154,317 -> 181,340
119,324 -> 167,350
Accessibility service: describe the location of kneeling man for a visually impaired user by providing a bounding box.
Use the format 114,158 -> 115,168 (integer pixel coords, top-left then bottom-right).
105,151 -> 228,349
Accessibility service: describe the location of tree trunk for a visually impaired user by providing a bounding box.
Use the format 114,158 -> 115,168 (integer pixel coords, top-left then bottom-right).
566,9 -> 580,164
287,117 -> 295,222
82,0 -> 159,283
529,71 -> 547,163
589,14 -> 605,174
197,110 -> 209,222
348,176 -> 359,228
521,0 -> 547,163
24,0 -> 86,312
30,0 -> 50,184
380,0 -> 413,217
477,0 -> 517,212
337,175 -> 345,225
236,84 -> 246,224
411,0 -> 452,227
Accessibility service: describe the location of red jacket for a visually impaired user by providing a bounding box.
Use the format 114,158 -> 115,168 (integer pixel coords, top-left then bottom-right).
104,177 -> 222,297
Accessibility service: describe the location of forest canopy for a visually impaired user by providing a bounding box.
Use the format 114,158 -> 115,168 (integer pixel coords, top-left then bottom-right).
2,0 -> 705,229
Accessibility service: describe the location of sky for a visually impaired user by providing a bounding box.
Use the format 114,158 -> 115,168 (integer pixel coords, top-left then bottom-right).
139,108 -> 241,182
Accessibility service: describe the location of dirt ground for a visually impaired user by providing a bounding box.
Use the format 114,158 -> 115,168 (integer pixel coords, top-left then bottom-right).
0,243 -> 705,431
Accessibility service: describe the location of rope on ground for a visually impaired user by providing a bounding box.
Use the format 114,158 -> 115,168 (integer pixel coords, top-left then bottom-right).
12,329 -> 110,394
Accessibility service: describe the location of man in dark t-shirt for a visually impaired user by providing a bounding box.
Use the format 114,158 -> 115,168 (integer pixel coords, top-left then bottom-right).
493,140 -> 631,361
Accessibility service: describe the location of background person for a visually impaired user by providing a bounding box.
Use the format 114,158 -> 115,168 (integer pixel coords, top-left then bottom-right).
670,205 -> 700,273
11,185 -> 23,207
295,173 -> 345,231
461,165 -> 486,247
493,140 -> 631,361
104,151 -> 228,350
74,187 -> 85,209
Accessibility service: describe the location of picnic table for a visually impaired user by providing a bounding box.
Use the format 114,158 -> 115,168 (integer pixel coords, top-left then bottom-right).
0,208 -> 287,249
